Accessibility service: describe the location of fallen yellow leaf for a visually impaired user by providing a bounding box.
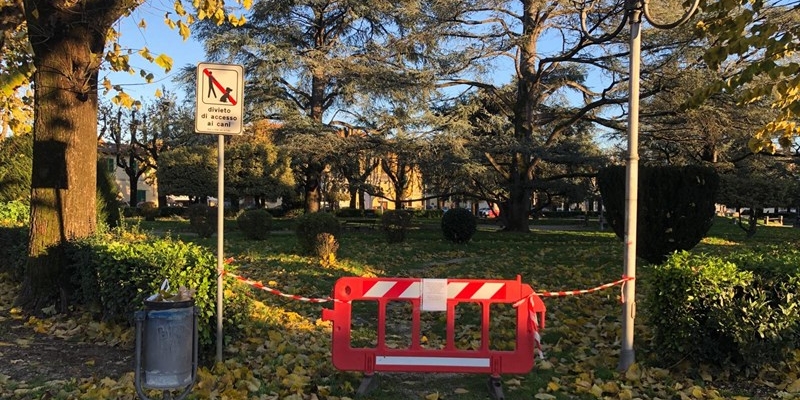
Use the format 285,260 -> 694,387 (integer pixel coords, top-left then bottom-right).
537,360 -> 553,370
787,378 -> 800,393
625,363 -> 642,382
425,392 -> 440,400
602,381 -> 620,394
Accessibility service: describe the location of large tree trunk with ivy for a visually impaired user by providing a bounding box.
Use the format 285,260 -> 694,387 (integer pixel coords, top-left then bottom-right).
19,0 -> 129,312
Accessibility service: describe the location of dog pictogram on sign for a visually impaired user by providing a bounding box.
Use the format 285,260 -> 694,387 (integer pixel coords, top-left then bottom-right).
195,62 -> 244,135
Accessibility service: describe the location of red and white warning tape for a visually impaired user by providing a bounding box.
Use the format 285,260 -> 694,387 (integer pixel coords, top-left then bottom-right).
512,295 -> 545,359
533,276 -> 634,299
513,276 -> 635,359
222,271 -> 338,303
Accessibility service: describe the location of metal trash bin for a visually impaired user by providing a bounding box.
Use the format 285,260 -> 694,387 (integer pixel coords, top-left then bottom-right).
134,299 -> 198,400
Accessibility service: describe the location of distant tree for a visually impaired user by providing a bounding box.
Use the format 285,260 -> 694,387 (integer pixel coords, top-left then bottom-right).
100,106 -> 151,206
329,128 -> 382,210
158,145 -> 217,203
136,93 -> 202,207
436,85 -> 608,222
226,121 -> 295,210
193,0 -> 439,213
419,0 -> 704,232
376,136 -> 425,210
717,158 -> 798,237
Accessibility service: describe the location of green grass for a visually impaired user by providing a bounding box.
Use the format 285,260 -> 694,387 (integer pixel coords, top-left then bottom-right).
121,215 -> 799,399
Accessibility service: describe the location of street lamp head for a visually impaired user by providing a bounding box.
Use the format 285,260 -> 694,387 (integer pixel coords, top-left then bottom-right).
577,0 -> 701,43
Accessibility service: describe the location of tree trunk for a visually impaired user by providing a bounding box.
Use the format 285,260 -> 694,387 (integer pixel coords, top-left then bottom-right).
19,0 -> 131,312
20,22 -> 104,311
128,170 -> 139,205
304,173 -> 321,213
502,0 -> 539,233
348,187 -> 358,209
358,189 -> 366,210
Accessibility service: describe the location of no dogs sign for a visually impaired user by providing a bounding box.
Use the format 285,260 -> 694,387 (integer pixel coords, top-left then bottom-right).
195,62 -> 244,135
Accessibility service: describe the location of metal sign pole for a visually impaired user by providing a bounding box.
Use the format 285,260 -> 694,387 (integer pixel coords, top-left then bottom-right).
216,134 -> 225,363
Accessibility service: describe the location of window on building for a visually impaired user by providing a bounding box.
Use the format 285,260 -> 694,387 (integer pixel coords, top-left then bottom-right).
105,157 -> 115,173
137,190 -> 147,205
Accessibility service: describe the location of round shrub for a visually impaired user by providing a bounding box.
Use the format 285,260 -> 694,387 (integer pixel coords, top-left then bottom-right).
187,204 -> 217,238
295,212 -> 341,254
441,208 -> 477,243
236,209 -> 273,240
137,201 -> 159,221
381,209 -> 414,243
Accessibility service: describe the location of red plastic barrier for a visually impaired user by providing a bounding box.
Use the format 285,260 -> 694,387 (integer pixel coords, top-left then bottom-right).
321,275 -> 545,377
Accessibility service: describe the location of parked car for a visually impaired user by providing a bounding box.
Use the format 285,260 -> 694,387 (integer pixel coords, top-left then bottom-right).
478,207 -> 498,218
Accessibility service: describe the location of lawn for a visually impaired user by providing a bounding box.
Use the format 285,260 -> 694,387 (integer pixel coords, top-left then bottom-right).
1,216 -> 798,399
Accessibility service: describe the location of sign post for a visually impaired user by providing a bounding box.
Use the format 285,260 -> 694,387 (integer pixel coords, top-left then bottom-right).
195,62 -> 245,363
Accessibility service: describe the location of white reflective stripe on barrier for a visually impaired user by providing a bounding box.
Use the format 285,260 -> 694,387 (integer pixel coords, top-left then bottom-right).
375,356 -> 490,368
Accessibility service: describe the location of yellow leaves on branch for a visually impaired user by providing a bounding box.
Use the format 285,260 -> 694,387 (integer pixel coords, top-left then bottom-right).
190,0 -> 248,26
101,0 -> 251,107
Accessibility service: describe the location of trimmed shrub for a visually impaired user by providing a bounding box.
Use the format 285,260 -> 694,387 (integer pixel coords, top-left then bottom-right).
441,208 -> 477,243
381,210 -> 414,243
0,226 -> 27,282
597,165 -> 718,264
414,209 -> 444,219
159,206 -> 187,218
295,212 -> 341,254
137,201 -> 160,221
187,204 -> 217,238
335,208 -> 366,218
647,250 -> 800,373
237,209 -> 273,240
64,233 -> 252,351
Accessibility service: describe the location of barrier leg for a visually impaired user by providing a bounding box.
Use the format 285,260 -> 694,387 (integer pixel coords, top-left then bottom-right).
356,373 -> 379,397
487,376 -> 504,400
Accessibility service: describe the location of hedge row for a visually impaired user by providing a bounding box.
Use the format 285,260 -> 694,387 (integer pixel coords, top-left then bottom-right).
648,249 -> 800,373
63,233 -> 252,350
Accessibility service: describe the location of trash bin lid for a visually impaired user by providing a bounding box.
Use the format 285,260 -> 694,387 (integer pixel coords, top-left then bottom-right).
144,299 -> 195,310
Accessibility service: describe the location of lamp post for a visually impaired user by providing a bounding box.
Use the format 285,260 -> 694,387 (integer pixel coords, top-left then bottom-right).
576,0 -> 700,371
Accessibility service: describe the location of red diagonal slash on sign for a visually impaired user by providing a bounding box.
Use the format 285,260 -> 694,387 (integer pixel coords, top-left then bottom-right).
203,68 -> 237,106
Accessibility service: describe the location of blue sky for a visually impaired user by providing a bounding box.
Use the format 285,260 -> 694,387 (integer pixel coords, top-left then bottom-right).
102,5 -> 207,103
